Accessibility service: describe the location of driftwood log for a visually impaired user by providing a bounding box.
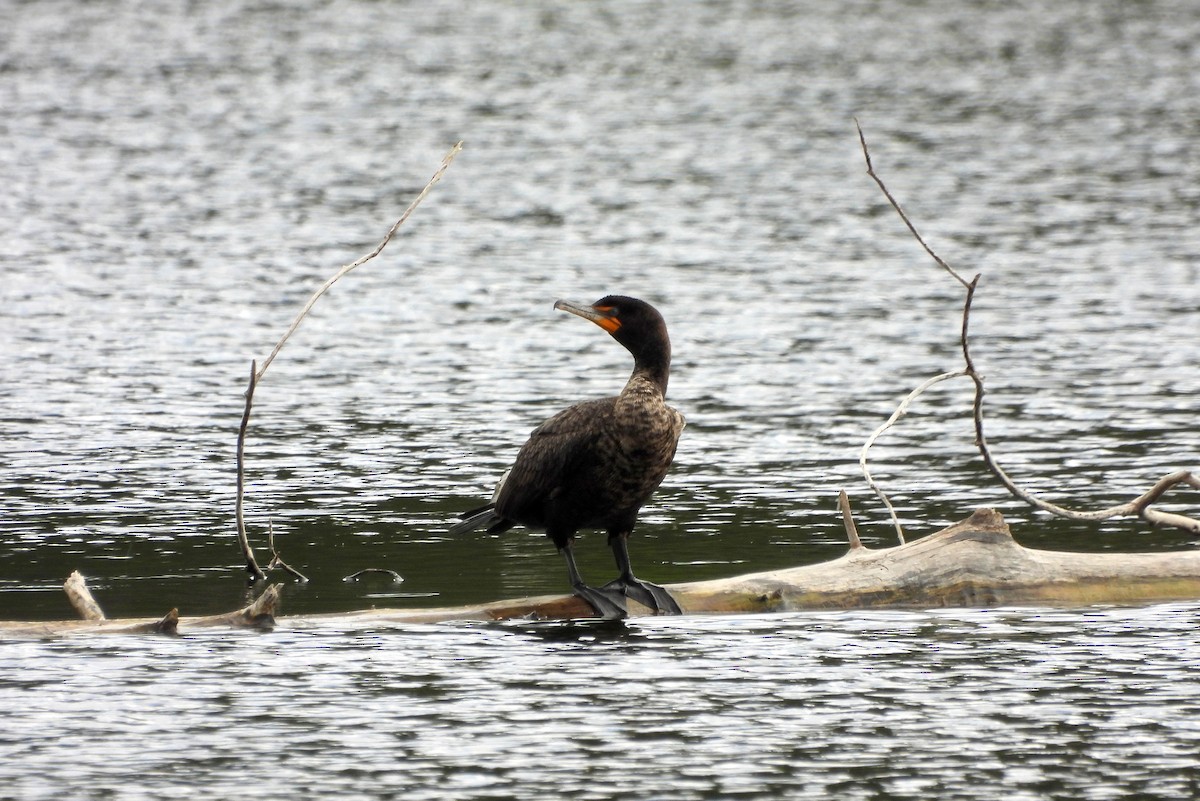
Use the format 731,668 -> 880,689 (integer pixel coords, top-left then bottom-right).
7,509 -> 1200,637
335,508 -> 1200,623
2,580 -> 281,637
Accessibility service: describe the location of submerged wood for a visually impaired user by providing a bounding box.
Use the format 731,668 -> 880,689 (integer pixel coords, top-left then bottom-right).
5,510 -> 1200,636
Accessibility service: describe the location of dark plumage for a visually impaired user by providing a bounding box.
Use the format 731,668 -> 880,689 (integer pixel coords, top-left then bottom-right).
450,295 -> 685,618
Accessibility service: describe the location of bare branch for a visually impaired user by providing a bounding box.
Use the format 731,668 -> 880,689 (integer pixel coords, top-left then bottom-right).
236,359 -> 267,582
152,609 -> 180,636
859,369 -> 969,544
343,568 -> 405,583
236,142 -> 463,582
856,121 -> 1200,537
855,119 -> 970,290
257,141 -> 463,380
267,518 -> 309,583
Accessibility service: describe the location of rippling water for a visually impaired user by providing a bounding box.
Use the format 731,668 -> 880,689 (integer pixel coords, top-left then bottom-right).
2,0 -> 1199,797
4,606 -> 1200,800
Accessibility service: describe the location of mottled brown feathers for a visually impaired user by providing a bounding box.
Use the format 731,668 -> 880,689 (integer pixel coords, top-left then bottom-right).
495,375 -> 684,549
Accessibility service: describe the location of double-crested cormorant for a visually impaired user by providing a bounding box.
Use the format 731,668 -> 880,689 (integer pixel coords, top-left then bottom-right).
450,295 -> 685,618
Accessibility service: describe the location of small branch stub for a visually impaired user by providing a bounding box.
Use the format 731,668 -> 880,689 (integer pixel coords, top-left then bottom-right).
838,490 -> 865,550
225,584 -> 282,630
63,571 -> 106,621
153,609 -> 180,636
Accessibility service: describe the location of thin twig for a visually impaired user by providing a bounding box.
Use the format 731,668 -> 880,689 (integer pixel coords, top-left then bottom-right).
859,369 -> 969,544
235,142 -> 463,582
856,118 -> 970,290
236,359 -> 267,582
343,568 -> 405,583
267,518 -> 309,582
257,141 -> 463,381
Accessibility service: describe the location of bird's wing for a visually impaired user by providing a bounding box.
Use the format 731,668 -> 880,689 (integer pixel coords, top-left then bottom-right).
494,398 -> 614,518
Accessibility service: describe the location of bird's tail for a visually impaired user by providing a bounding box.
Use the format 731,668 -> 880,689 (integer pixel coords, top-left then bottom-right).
448,503 -> 510,535
449,469 -> 514,535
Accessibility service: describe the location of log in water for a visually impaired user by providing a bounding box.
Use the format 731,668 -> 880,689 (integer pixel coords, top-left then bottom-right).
9,510 -> 1200,637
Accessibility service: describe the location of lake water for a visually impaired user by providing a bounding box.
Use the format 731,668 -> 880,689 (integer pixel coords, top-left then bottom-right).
2,0 -> 1199,798
4,607 -> 1200,800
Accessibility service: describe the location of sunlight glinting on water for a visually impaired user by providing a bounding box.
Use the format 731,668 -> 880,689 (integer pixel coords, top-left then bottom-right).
3,1 -> 1200,798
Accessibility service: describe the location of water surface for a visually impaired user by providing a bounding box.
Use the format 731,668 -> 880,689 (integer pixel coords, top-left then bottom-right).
4,606 -> 1200,800
1,1 -> 1199,798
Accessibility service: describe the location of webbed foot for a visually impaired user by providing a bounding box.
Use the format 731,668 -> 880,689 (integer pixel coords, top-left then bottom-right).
602,576 -> 683,615
572,583 -> 628,620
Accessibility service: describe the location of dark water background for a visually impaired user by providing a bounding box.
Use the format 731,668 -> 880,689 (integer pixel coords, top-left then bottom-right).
2,1 -> 1199,798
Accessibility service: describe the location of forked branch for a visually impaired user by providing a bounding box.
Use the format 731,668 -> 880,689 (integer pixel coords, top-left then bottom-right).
854,120 -> 1199,538
267,518 -> 308,582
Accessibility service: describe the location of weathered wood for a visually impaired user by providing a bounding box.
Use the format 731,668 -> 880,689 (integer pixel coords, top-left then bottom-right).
63,571 -> 106,621
0,583 -> 282,637
667,507 -> 1200,612
5,510 -> 1200,637
332,508 -> 1200,624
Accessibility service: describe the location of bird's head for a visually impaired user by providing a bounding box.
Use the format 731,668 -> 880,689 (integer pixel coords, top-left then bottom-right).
553,295 -> 672,381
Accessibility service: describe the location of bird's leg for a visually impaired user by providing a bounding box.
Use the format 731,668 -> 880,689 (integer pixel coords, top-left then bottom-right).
559,538 -> 627,620
603,532 -> 683,615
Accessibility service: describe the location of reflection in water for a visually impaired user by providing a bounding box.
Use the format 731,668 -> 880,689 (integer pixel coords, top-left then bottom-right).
491,616 -> 639,645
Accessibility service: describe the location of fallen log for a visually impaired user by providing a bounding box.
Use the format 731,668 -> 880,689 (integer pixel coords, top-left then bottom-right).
669,506 -> 1200,612
0,583 -> 281,637
334,507 -> 1200,624
4,509 -> 1200,637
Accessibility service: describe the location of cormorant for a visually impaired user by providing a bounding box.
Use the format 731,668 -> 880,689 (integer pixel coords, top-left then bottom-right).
450,295 -> 685,618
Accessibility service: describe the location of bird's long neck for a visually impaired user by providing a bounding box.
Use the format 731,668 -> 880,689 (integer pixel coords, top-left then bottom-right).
627,341 -> 671,397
